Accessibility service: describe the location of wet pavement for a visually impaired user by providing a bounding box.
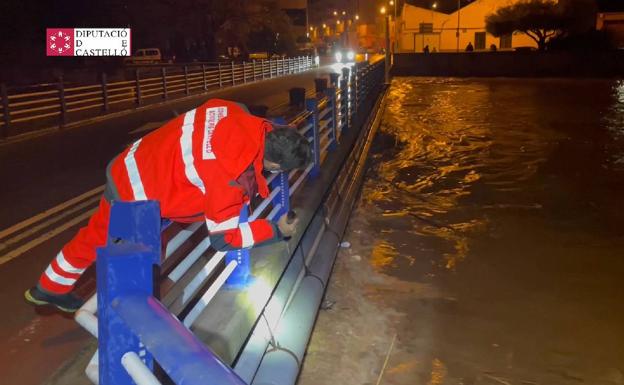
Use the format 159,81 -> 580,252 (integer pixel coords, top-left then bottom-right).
299,78 -> 624,385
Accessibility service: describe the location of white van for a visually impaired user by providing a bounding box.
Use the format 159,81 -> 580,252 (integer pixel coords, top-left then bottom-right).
124,48 -> 162,65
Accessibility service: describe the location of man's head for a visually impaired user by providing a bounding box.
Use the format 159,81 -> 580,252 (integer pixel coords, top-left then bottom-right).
264,126 -> 311,173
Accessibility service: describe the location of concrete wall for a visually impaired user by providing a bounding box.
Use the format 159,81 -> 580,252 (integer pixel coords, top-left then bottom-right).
392,51 -> 624,77
399,0 -> 538,53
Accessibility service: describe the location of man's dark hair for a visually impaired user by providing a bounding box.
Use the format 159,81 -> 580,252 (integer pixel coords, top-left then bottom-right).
265,127 -> 311,170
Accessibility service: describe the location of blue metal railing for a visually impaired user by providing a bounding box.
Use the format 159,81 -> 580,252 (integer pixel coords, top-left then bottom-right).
75,59 -> 386,385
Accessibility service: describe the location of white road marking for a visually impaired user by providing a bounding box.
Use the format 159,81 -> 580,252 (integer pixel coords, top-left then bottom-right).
0,208 -> 97,266
0,195 -> 101,252
0,185 -> 104,241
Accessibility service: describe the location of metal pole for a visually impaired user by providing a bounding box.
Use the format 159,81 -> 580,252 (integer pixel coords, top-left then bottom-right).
252,60 -> 256,81
385,15 -> 390,84
231,61 -> 236,85
184,65 -> 189,95
162,67 -> 168,100
58,76 -> 67,127
0,83 -> 9,138
218,63 -> 223,87
101,73 -> 109,112
135,69 -> 142,105
456,0 -> 461,52
202,64 -> 207,90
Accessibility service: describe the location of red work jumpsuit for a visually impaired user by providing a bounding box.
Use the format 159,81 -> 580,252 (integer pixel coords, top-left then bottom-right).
39,99 -> 279,294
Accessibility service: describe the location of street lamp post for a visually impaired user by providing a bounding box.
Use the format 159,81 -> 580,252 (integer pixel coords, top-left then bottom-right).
381,6 -> 390,84
456,0 -> 461,52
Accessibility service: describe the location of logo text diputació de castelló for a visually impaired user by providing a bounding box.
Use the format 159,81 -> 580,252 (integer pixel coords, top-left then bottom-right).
46,28 -> 131,56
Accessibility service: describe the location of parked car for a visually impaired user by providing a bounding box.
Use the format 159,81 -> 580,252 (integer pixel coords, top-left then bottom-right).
249,52 -> 269,60
124,48 -> 163,65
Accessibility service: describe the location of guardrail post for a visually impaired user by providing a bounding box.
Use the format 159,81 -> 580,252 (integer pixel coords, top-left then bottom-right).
202,64 -> 208,90
1,83 -> 10,138
243,62 -> 248,83
325,87 -> 338,150
270,60 -> 274,78
270,172 -> 290,221
162,67 -> 168,100
262,60 -> 266,79
231,61 -> 236,86
58,76 -> 67,127
100,73 -> 109,113
225,204 -> 251,286
218,63 -> 223,88
305,98 -> 321,178
134,69 -> 142,106
340,78 -> 349,131
252,60 -> 256,81
184,65 -> 190,95
97,201 -> 160,385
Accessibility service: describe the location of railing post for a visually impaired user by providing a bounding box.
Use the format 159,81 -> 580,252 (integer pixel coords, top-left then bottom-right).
262,60 -> 266,79
231,61 -> 236,86
270,60 -> 274,78
100,73 -> 109,113
161,67 -> 168,100
135,69 -> 142,106
242,61 -> 247,83
58,76 -> 67,127
340,78 -> 349,131
325,87 -> 338,150
202,64 -> 208,90
225,204 -> 251,286
97,201 -> 160,385
1,83 -> 10,138
270,170 -> 290,221
218,63 -> 223,88
252,60 -> 256,81
305,98 -> 321,178
184,65 -> 190,95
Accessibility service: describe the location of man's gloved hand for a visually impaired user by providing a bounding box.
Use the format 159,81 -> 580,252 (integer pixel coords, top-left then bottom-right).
277,211 -> 299,238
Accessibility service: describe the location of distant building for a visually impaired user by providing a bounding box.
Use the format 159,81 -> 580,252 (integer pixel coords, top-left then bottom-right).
278,0 -> 308,41
596,12 -> 624,48
398,0 -> 538,53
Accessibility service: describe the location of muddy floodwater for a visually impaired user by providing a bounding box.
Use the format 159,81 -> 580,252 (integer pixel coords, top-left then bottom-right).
299,78 -> 624,385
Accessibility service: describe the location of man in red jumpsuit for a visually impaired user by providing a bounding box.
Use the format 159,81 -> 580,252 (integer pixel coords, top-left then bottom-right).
25,98 -> 311,312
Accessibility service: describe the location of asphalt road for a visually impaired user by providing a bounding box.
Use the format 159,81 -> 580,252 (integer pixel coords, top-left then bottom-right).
0,63 -> 343,385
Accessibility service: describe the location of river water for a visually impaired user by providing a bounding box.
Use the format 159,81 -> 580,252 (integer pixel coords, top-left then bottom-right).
365,77 -> 624,384
301,78 -> 624,385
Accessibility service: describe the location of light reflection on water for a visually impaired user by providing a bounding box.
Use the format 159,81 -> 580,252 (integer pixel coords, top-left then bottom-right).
357,77 -> 624,383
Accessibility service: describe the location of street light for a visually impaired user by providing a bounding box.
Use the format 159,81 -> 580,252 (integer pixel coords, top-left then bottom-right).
381,6 -> 390,83
355,14 -> 360,20
333,10 -> 338,16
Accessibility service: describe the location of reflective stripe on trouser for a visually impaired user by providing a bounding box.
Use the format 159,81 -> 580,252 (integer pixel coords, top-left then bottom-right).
38,198 -> 111,294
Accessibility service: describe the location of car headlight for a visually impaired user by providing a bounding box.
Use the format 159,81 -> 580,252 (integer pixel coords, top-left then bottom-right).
335,51 -> 343,63
347,50 -> 355,61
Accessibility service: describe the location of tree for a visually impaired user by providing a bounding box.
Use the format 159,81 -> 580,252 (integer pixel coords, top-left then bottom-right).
485,0 -> 566,50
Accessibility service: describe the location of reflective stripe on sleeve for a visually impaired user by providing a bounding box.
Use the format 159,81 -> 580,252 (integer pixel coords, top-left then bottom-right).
124,139 -> 147,200
180,109 -> 206,194
206,216 -> 240,232
239,222 -> 254,248
55,251 -> 85,274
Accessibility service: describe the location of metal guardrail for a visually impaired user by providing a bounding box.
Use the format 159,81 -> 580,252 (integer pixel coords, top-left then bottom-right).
72,59 -> 385,385
0,56 -> 314,138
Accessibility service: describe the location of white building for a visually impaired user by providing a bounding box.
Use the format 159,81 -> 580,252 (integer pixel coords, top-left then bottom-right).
399,0 -> 539,52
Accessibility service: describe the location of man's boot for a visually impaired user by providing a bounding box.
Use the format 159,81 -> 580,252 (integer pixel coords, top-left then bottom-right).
24,285 -> 84,313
